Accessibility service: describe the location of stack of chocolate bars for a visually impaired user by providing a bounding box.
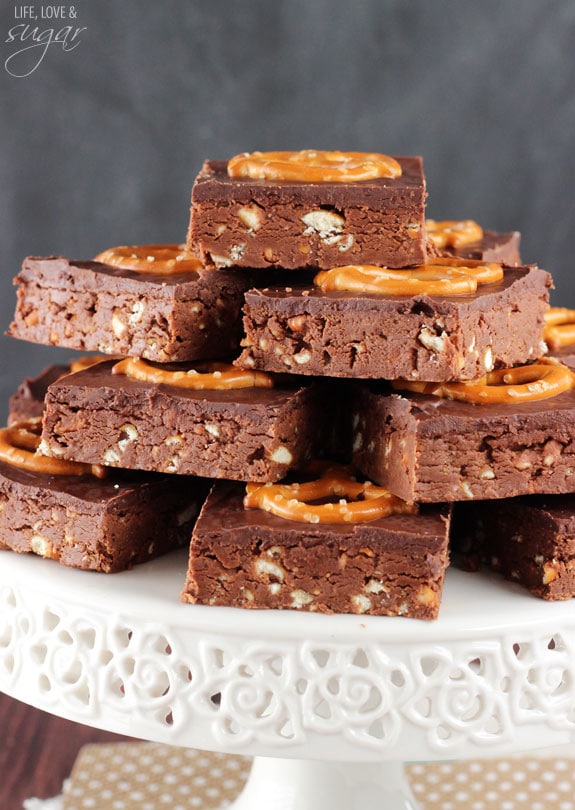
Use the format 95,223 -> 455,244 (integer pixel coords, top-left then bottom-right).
4,149 -> 575,618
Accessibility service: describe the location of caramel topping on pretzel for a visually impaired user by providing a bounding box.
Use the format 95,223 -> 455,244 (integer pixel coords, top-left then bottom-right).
426,219 -> 484,249
543,307 -> 575,350
393,358 -> 575,404
227,150 -> 402,182
95,244 -> 203,275
314,258 -> 503,296
0,420 -> 106,478
244,462 -> 417,524
112,358 -> 274,390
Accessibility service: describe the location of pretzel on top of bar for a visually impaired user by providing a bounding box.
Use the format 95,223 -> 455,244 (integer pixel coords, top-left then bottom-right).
245,461 -> 417,524
113,358 -> 274,390
393,358 -> 575,404
426,219 -> 484,249
95,244 -> 203,275
0,419 -> 106,478
543,307 -> 575,351
314,257 -> 503,296
227,150 -> 402,182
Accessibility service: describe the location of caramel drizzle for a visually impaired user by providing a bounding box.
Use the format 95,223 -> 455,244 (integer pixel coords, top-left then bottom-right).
112,357 -> 274,390
0,420 -> 106,478
227,150 -> 402,183
314,258 -> 503,296
544,307 -> 575,350
95,244 -> 203,275
393,359 -> 575,404
244,462 -> 417,524
426,219 -> 484,249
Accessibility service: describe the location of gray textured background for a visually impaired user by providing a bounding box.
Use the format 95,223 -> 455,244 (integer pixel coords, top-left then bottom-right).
1,0 -> 575,422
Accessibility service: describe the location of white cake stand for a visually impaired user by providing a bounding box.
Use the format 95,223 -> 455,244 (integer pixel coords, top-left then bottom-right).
1,548 -> 575,810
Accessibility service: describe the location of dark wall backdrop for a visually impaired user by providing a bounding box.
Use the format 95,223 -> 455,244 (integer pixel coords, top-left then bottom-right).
1,0 -> 575,421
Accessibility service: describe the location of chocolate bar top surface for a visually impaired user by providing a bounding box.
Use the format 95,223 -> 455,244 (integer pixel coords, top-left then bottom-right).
47,359 -> 315,409
246,265 -> 546,313
0,457 -> 180,503
499,493 -> 575,525
198,481 -> 449,548
17,256 -> 209,296
549,347 -> 575,369
11,363 -> 69,404
448,230 -> 521,261
367,385 -> 575,432
460,231 -> 521,259
192,157 -> 425,206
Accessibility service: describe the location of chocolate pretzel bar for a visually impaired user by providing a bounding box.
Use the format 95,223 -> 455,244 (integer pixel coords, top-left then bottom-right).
9,255 -> 252,363
8,363 -> 70,425
351,372 -> 575,503
182,480 -> 451,619
40,360 -> 329,482
438,230 -> 521,264
0,454 -> 207,573
236,265 -> 550,381
188,156 -> 427,270
453,495 -> 575,601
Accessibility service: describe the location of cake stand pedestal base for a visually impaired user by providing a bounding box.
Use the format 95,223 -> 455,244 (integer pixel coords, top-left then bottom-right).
229,757 -> 418,810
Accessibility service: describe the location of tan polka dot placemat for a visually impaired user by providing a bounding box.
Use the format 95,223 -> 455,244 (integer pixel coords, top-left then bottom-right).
61,742 -> 575,809
407,758 -> 575,810
62,745 -> 251,809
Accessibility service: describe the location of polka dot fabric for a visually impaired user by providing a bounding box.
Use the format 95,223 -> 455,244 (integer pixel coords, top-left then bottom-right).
62,743 -> 575,809
62,744 -> 251,810
406,758 -> 575,810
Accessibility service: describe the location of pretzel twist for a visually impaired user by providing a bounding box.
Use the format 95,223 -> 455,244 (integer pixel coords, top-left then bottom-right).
544,307 -> 575,350
393,358 -> 575,404
0,420 -> 106,478
426,219 -> 484,249
113,358 -> 274,390
228,150 -> 402,182
95,244 -> 202,275
314,258 -> 503,296
244,462 -> 417,524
